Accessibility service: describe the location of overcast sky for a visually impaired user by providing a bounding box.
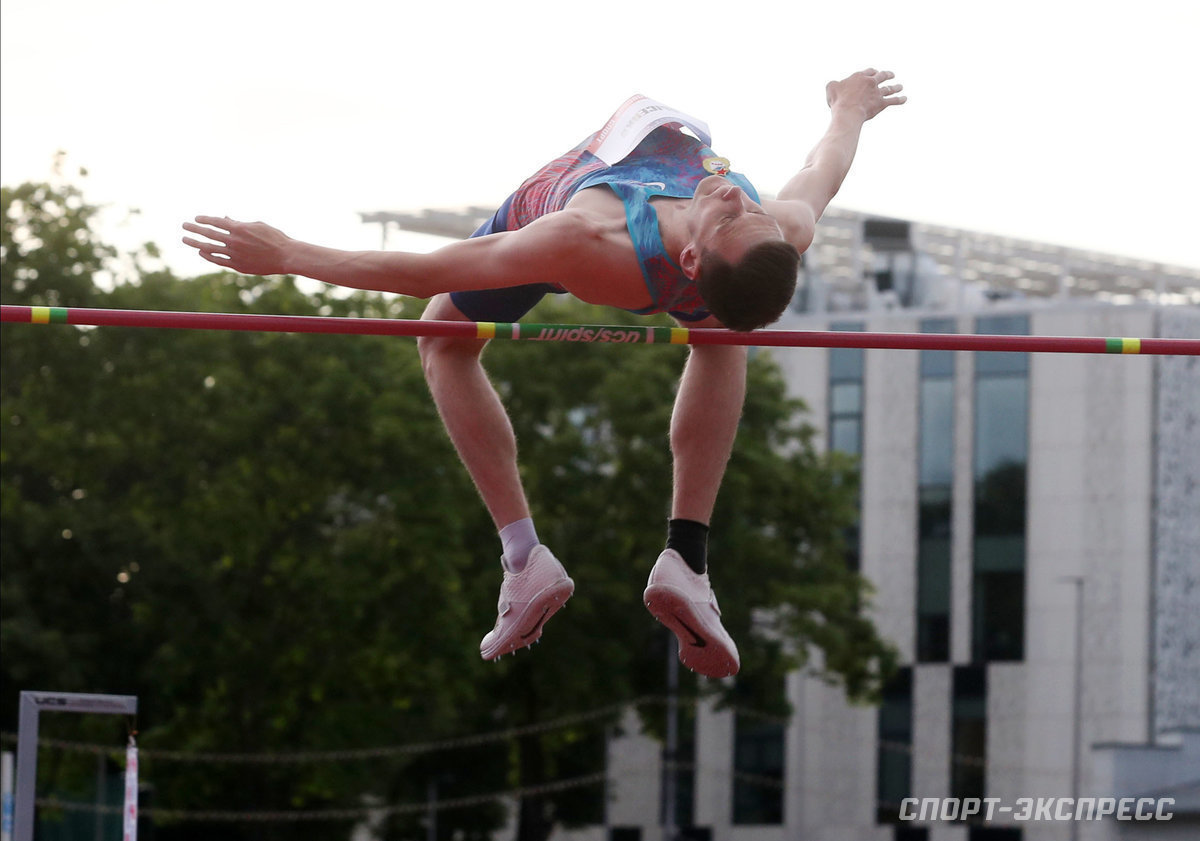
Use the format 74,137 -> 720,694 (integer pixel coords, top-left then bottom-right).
3,0 -> 1198,278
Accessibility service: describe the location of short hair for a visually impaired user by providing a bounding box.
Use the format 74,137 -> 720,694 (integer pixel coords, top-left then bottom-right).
697,240 -> 801,331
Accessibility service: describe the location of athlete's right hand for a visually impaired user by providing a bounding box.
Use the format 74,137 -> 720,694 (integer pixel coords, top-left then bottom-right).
182,216 -> 295,276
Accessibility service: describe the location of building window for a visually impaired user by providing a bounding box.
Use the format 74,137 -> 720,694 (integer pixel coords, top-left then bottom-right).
952,665 -> 987,801
829,322 -> 865,571
732,715 -> 785,824
877,667 -> 914,823
972,315 -> 1029,662
917,318 -> 955,662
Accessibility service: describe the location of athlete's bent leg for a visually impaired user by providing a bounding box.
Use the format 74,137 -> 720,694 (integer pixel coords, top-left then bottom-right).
643,339 -> 747,678
418,293 -> 532,530
419,294 -> 573,660
669,342 -> 748,524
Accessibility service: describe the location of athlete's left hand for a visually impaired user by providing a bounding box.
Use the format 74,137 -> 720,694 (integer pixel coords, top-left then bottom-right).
826,68 -> 907,122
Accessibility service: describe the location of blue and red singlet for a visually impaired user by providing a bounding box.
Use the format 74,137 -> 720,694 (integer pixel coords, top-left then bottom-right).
449,116 -> 760,323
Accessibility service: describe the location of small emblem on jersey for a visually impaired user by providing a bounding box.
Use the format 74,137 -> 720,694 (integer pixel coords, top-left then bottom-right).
702,156 -> 731,175
640,181 -> 667,191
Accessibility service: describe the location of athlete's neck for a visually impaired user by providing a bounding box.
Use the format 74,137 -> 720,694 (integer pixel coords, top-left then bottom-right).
651,196 -> 693,269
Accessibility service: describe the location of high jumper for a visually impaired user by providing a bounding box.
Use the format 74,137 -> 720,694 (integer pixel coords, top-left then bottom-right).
181,69 -> 908,678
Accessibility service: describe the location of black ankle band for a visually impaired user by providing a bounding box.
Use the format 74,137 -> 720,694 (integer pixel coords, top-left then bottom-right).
666,518 -> 710,574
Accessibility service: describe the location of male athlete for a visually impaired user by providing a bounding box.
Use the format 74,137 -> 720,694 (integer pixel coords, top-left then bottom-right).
183,68 -> 906,678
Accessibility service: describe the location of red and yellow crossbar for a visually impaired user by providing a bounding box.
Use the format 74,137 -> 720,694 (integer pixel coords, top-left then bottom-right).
3,305 -> 1197,355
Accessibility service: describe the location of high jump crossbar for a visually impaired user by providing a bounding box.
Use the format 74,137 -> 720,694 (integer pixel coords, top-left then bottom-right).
3,305 -> 1198,355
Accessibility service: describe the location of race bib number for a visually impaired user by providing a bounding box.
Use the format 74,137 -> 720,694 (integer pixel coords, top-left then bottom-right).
586,95 -> 712,165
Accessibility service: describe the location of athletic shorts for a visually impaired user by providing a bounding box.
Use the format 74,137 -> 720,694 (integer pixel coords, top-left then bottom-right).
448,195 -> 568,323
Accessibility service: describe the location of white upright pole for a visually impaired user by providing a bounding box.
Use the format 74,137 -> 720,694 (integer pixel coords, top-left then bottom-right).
14,695 -> 39,841
1,751 -> 14,841
123,738 -> 138,841
13,692 -> 138,841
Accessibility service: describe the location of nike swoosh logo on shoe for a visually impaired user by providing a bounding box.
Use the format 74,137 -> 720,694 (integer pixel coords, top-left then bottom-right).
521,606 -> 552,640
675,614 -> 708,648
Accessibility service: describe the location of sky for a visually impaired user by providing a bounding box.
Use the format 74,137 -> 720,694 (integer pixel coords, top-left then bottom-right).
3,0 -> 1199,280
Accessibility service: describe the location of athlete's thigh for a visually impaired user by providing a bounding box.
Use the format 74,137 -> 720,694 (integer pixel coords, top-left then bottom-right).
417,293 -> 491,358
423,292 -> 473,322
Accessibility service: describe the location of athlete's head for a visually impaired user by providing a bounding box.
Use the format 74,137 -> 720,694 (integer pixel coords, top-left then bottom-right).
681,175 -> 800,331
696,242 -> 800,331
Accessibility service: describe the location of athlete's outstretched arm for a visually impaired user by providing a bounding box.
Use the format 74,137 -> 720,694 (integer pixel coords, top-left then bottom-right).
766,69 -> 906,231
181,210 -> 607,298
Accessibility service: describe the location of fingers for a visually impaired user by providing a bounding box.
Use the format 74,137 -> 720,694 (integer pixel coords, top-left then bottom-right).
181,216 -> 243,241
181,217 -> 236,266
852,68 -> 903,93
180,233 -> 231,261
181,216 -> 245,258
182,221 -> 222,241
181,217 -> 235,243
180,239 -> 233,266
180,235 -> 225,252
193,215 -> 237,232
864,70 -> 907,105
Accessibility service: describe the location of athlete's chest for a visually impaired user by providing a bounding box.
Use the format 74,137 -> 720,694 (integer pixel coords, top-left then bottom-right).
565,186 -> 687,249
559,187 -> 687,310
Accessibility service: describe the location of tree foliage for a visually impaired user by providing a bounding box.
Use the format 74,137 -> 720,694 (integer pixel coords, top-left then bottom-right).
1,173 -> 895,840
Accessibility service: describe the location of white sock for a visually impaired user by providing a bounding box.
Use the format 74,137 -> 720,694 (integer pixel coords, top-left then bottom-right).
499,518 -> 539,572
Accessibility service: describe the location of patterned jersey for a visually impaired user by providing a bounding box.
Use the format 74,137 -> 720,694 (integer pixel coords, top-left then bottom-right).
502,124 -> 760,320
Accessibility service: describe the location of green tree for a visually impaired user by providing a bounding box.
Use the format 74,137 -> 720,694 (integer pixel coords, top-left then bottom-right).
2,161 -> 131,726
2,173 -> 895,841
1,154 -> 111,309
3,174 -> 506,836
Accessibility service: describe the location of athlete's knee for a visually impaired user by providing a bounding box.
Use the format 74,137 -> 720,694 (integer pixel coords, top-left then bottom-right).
418,333 -> 486,379
418,295 -> 486,374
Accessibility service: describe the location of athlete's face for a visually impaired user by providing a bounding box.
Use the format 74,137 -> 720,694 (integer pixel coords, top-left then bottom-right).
687,175 -> 783,264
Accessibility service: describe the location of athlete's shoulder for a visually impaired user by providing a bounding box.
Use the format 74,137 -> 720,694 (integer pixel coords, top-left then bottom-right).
502,204 -> 629,273
761,198 -> 816,254
522,206 -> 646,309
